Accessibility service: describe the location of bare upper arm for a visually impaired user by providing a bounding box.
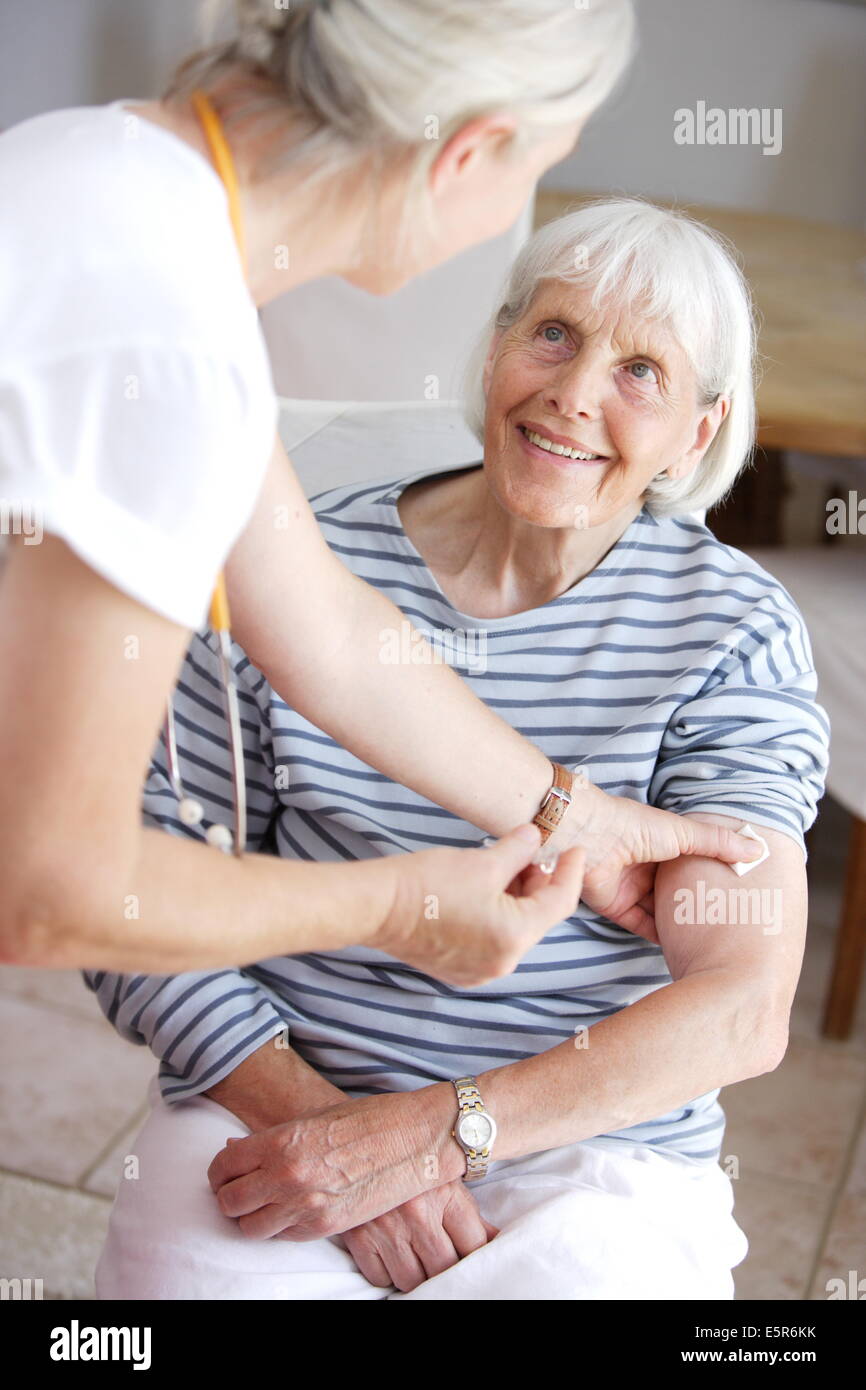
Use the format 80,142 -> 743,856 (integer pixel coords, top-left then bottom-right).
0,532 -> 192,948
223,434 -> 357,693
654,812 -> 808,1019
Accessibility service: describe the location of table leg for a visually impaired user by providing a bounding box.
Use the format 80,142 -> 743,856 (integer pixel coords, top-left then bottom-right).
821,814 -> 866,1040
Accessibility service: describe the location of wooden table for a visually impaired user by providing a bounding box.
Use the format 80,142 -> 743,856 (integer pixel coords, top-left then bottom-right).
534,191 -> 866,459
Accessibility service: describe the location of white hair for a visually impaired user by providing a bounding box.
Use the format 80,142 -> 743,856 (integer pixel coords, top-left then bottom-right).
163,1 -> 636,254
463,197 -> 759,518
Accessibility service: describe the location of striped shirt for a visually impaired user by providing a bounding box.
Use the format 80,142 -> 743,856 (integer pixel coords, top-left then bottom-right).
85,465 -> 829,1162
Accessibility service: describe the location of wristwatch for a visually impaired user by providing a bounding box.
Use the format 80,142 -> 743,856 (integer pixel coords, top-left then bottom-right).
533,762 -> 574,845
451,1076 -> 497,1181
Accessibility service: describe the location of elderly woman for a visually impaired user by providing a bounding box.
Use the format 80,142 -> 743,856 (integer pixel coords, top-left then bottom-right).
88,198 -> 828,1301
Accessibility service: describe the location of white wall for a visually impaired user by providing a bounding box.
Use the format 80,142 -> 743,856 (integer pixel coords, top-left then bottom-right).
257,206 -> 533,403
0,0 -> 198,125
3,0 -> 863,401
545,0 -> 866,228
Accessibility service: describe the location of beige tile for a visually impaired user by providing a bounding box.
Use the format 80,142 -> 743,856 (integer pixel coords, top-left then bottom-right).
81,1108 -> 148,1200
0,965 -> 104,1023
731,1170 -> 831,1300
0,1170 -> 111,1300
721,1035 -> 866,1187
0,994 -> 155,1185
810,1116 -> 866,1300
810,1220 -> 866,1301
840,1113 -> 866,1199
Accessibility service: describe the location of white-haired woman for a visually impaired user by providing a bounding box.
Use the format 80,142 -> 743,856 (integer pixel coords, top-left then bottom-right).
91,199 -> 828,1300
0,1 -> 763,980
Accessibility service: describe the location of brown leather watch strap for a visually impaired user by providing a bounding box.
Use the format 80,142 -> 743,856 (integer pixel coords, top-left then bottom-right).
533,762 -> 574,844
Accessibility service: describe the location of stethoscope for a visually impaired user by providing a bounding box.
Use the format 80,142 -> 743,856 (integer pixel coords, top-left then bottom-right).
162,90 -> 250,857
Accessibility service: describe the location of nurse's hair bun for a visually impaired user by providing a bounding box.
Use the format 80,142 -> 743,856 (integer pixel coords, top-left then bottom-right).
171,0 -> 634,146
233,0 -> 298,70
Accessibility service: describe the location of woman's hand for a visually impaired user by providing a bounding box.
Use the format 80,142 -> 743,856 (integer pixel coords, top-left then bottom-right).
550,779 -> 763,941
373,827 -> 586,986
584,859 -> 659,941
207,1086 -> 463,1242
338,1183 -> 497,1293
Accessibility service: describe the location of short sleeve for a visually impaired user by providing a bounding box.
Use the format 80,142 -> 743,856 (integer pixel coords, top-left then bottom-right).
0,342 -> 277,629
649,589 -> 830,856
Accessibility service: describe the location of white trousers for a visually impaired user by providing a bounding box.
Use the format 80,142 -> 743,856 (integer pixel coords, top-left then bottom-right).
96,1076 -> 748,1301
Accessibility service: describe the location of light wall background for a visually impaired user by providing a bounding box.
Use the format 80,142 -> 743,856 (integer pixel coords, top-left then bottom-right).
543,0 -> 866,230
2,0 -> 864,399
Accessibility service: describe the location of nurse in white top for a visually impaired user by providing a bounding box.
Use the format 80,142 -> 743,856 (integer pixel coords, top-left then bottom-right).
0,0 -> 761,979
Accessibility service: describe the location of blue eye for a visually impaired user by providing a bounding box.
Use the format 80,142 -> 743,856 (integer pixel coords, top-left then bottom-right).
627,361 -> 659,384
540,324 -> 565,344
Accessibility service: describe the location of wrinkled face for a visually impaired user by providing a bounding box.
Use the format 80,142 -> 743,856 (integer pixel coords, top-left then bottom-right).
481,280 -> 724,530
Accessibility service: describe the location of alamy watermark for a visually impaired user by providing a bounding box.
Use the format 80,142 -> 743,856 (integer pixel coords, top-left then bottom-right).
0,1276 -> 43,1299
673,881 -> 782,936
50,1321 -> 151,1370
826,491 -> 865,535
826,1270 -> 866,1299
674,102 -> 782,157
0,498 -> 43,545
379,619 -> 488,674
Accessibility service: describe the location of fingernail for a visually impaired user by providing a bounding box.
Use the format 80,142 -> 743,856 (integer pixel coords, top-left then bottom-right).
515,824 -> 541,843
738,839 -> 763,857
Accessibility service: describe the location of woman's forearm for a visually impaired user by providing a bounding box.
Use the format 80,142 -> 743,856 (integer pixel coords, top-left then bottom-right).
18,825 -> 399,973
205,1035 -> 345,1131
422,969 -> 784,1180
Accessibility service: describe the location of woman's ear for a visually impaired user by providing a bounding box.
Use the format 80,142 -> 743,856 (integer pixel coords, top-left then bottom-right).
429,113 -> 520,197
671,395 -> 731,478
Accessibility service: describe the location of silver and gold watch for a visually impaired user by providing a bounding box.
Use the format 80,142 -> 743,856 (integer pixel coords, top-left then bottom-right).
451,1076 -> 497,1181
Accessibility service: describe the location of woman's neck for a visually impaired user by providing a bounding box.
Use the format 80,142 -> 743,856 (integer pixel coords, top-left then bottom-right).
398,469 -> 642,620
128,97 -> 369,306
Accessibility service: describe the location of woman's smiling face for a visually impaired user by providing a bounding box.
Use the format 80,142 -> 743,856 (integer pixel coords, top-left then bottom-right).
481,280 -> 727,530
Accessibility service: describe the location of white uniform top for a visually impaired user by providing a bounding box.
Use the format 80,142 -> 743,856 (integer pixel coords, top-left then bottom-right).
0,98 -> 279,629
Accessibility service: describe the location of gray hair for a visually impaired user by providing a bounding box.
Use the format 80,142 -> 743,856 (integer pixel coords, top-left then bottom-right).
463,197 -> 759,518
163,1 -> 636,256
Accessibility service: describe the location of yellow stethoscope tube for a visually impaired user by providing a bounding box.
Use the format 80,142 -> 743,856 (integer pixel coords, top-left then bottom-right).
162,91 -> 250,857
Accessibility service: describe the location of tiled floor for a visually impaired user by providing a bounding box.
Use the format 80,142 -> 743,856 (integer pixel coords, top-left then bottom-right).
724,795 -> 866,1300
1,795 -> 863,1301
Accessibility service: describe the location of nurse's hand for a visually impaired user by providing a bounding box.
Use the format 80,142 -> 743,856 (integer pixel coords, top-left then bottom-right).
207,1083 -> 467,1244
373,825 -> 585,987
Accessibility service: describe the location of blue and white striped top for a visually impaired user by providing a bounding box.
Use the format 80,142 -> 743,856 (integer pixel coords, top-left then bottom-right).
85,466 -> 829,1162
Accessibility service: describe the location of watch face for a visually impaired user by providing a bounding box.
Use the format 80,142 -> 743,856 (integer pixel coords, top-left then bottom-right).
458,1112 -> 493,1150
